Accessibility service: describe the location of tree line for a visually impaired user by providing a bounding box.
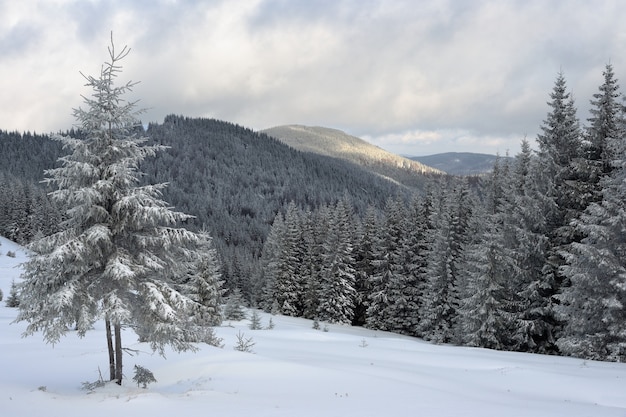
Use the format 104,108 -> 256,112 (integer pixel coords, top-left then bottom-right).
258,65 -> 626,362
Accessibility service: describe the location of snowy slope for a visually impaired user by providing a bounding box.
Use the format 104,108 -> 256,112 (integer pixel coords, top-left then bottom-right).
1,236 -> 625,417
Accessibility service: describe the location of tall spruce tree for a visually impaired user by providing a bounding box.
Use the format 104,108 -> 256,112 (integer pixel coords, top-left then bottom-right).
365,198 -> 404,331
15,37 -> 220,384
508,140 -> 550,351
557,66 -> 626,361
584,64 -> 623,185
419,179 -> 473,343
316,198 -> 357,324
381,197 -> 422,336
532,72 -> 583,352
352,205 -> 380,326
459,157 -> 519,349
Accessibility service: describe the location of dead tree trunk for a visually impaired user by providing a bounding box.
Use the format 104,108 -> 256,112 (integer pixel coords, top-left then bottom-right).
114,322 -> 123,384
105,318 -> 115,381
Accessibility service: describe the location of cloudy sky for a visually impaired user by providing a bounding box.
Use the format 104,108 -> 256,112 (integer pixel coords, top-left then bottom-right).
1,0 -> 625,156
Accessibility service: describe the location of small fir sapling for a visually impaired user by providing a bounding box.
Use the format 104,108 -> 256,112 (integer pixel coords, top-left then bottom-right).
249,310 -> 262,330
266,317 -> 275,330
312,319 -> 321,330
133,365 -> 157,388
6,280 -> 20,307
234,331 -> 255,353
0,288 -> 3,302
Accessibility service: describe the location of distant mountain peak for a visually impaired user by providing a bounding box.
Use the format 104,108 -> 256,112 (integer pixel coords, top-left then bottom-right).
409,152 -> 503,176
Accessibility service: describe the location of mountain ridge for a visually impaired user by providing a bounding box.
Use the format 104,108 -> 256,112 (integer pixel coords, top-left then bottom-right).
262,125 -> 443,189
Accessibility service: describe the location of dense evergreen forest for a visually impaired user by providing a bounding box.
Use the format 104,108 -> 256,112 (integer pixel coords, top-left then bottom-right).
0,116 -> 416,290
2,64 -> 625,363
142,115 -> 415,291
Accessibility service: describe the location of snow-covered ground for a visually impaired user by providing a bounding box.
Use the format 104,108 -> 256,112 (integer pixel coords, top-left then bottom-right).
1,235 -> 625,417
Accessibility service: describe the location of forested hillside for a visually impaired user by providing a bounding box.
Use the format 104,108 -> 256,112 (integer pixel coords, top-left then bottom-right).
143,116 -> 412,292
0,117 -> 415,294
0,130 -> 64,243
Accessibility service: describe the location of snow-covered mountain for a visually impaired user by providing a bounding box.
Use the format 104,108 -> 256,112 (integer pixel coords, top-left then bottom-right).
2,236 -> 625,416
262,125 -> 444,189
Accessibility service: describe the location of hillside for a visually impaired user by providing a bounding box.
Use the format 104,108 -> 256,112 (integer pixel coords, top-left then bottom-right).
142,116 -> 410,291
409,152 -> 502,175
2,238 -> 625,417
262,125 -> 443,189
0,119 -> 409,295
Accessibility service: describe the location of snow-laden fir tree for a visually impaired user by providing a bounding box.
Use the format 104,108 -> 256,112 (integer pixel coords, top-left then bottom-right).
301,207 -> 324,319
507,140 -> 550,352
459,157 -> 519,349
583,64 -> 623,190
364,199 -> 400,331
15,37 -> 221,384
316,198 -> 357,324
531,72 -> 583,353
369,196 -> 423,336
183,234 -> 224,328
352,205 -> 380,326
557,67 -> 626,361
419,179 -> 473,343
260,202 -> 304,316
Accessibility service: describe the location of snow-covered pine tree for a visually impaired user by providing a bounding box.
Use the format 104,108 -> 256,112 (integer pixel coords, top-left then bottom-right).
268,202 -> 305,316
531,72 -> 583,353
15,36 -> 220,384
301,207 -> 324,319
351,205 -> 380,326
419,179 -> 473,343
6,280 -> 20,308
183,233 -> 224,328
507,140 -> 550,352
377,196 -> 422,336
316,197 -> 357,324
459,157 -> 519,349
557,67 -> 626,361
364,198 -> 402,331
260,211 -> 286,311
583,64 -> 623,190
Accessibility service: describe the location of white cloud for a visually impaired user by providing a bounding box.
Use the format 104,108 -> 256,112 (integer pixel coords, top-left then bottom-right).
1,0 -> 626,155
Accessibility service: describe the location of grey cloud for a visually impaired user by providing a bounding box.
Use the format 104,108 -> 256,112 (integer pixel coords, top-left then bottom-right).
0,23 -> 41,58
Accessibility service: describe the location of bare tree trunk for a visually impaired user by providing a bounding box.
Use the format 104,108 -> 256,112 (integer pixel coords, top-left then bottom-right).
105,318 -> 115,381
114,322 -> 123,385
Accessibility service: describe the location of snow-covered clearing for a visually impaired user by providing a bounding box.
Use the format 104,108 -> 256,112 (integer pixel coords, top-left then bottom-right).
1,236 -> 625,417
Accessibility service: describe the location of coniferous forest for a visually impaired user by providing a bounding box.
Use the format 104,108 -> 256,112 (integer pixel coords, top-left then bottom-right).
2,64 -> 625,363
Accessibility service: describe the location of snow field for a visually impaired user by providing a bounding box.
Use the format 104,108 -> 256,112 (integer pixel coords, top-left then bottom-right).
1,236 -> 625,417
